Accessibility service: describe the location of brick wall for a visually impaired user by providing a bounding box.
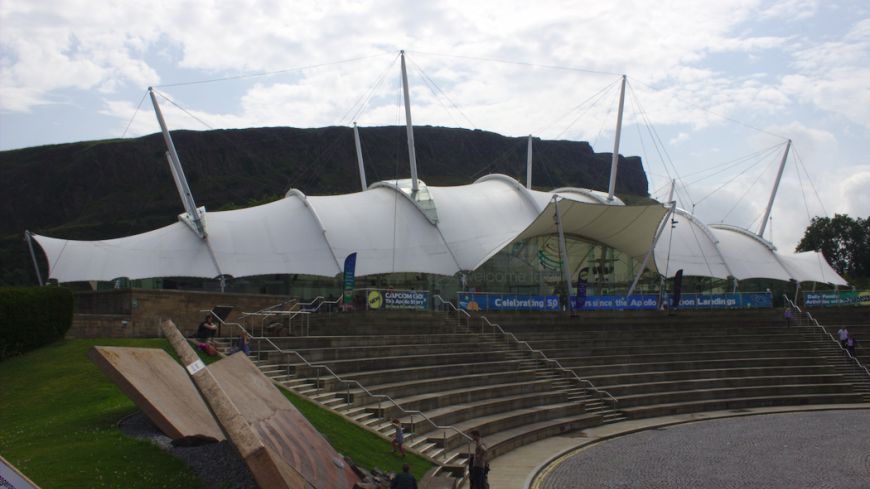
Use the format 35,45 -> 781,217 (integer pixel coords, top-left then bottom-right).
69,289 -> 290,338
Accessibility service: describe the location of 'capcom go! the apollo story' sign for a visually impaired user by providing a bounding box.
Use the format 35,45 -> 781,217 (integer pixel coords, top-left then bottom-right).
365,289 -> 429,311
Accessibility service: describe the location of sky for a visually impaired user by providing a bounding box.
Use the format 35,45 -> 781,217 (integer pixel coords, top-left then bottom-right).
1,0 -> 869,253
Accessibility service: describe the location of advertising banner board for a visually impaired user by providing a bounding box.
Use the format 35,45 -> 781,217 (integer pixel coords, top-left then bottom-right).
458,293 -> 560,311
804,291 -> 870,307
365,289 -> 429,311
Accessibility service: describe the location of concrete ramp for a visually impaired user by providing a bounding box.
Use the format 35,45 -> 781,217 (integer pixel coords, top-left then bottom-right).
88,346 -> 224,441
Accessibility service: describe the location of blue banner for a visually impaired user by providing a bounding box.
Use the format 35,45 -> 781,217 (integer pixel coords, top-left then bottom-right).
458,292 -> 772,311
664,292 -> 772,309
571,294 -> 658,310
342,253 -> 356,304
458,292 -> 560,311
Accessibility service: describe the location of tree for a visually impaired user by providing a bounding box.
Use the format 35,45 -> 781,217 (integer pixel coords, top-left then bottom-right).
796,214 -> 870,279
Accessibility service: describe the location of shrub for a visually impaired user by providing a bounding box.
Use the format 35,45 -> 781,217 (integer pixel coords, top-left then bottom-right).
0,286 -> 73,360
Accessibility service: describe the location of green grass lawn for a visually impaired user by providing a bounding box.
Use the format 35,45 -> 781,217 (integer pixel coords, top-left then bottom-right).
0,339 -> 432,487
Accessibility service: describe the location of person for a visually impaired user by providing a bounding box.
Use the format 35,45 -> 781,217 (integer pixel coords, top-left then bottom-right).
391,419 -> 405,457
846,336 -> 857,356
468,430 -> 488,489
837,327 -> 849,348
783,307 -> 792,327
232,331 -> 250,356
196,314 -> 218,341
390,463 -> 417,489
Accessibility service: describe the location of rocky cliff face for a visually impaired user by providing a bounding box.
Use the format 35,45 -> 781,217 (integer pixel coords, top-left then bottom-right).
0,125 -> 649,285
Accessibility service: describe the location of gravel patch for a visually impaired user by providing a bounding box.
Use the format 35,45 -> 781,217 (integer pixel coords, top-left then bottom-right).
119,411 -> 257,489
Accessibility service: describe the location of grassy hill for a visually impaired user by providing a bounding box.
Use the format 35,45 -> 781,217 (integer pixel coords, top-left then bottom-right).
0,338 -> 430,488
0,126 -> 650,285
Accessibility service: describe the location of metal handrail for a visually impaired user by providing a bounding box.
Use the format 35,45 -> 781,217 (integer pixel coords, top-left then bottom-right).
475,315 -> 619,407
209,313 -> 474,461
433,295 -> 471,331
783,295 -> 870,378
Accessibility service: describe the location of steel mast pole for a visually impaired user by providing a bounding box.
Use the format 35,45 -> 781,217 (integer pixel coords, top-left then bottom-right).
148,87 -> 206,238
553,197 -> 574,311
353,122 -> 367,191
607,75 -> 627,202
758,139 -> 791,238
526,135 -> 533,189
24,230 -> 44,286
626,179 -> 675,297
400,51 -> 419,194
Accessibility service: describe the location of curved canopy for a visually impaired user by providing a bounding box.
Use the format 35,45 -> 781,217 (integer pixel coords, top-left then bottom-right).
33,176 -> 667,282
650,219 -> 847,285
32,175 -> 846,286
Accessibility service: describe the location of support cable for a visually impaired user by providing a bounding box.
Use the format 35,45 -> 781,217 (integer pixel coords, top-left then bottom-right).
153,52 -> 393,88
793,147 -> 829,217
120,91 -> 149,139
719,155 -> 779,223
694,144 -> 785,207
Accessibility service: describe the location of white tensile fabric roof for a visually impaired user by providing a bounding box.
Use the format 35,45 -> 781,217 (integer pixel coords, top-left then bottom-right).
651,212 -> 846,285
33,175 -> 666,282
32,176 -> 846,285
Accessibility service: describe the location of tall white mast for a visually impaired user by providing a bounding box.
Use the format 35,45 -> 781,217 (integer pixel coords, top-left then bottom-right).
148,87 -> 206,238
757,139 -> 791,238
353,122 -> 367,191
626,179 -> 675,297
400,50 -> 419,194
553,197 -> 573,311
526,135 -> 533,189
607,75 -> 627,202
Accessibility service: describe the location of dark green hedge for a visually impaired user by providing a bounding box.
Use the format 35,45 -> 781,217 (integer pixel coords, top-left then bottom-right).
0,287 -> 73,360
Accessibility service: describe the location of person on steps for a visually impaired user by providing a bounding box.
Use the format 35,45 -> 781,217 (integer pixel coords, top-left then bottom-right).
837,327 -> 849,348
469,430 -> 489,489
196,314 -> 218,341
391,419 -> 405,457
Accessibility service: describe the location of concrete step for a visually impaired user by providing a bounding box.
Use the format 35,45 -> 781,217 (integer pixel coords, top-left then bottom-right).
616,383 -> 857,408
341,368 -> 554,405
571,356 -> 831,377
621,392 -> 866,419
425,401 -> 586,451
295,349 -> 519,376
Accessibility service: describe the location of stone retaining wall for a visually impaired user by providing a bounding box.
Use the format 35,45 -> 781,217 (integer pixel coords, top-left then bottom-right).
68,289 -> 290,338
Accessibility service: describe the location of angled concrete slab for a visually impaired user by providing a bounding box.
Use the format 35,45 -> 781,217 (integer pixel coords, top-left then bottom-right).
210,352 -> 359,488
161,320 -> 360,489
88,346 -> 224,441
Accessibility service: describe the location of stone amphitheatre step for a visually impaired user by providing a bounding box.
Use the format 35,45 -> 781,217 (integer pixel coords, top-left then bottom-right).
620,392 -> 866,419
340,369 -> 553,406
522,336 -> 823,352
265,340 -> 500,363
450,412 -> 604,462
265,333 -> 482,350
359,378 -> 563,417
547,348 -> 826,365
537,342 -> 829,360
615,382 -> 856,408
421,401 -> 587,452
582,365 -> 846,388
603,374 -> 848,397
294,349 -> 517,376
399,390 -> 575,436
311,359 -> 528,389
515,328 -> 805,342
569,356 -> 831,376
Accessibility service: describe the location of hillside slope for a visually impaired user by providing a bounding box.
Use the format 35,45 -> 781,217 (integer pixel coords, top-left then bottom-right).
0,125 -> 649,285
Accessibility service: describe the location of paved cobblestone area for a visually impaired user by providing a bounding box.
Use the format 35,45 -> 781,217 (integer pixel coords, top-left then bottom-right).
539,410 -> 870,489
